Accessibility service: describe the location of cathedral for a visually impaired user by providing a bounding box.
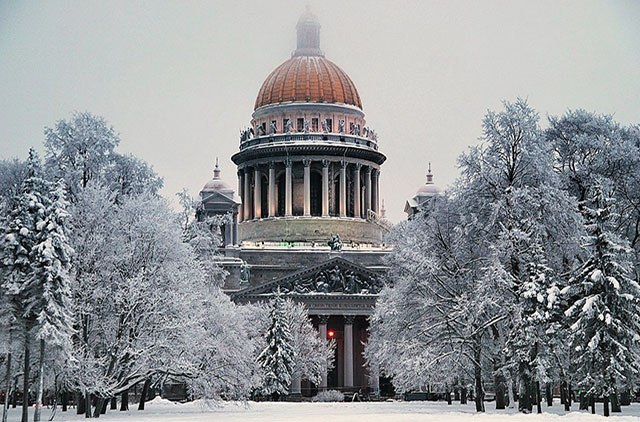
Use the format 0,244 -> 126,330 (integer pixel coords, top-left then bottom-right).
198,9 -> 440,397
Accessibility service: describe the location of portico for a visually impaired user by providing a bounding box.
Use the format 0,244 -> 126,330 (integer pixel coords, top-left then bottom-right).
233,257 -> 382,395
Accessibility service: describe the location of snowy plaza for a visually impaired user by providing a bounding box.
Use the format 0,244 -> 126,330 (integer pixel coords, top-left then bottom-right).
4,399 -> 640,422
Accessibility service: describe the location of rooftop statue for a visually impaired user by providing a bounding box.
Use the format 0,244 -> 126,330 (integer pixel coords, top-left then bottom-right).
328,234 -> 342,251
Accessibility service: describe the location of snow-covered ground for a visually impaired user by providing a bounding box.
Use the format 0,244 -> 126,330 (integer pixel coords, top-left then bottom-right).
4,398 -> 640,421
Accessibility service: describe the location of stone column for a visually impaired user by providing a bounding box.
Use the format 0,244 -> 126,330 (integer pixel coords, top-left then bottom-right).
253,167 -> 261,219
268,163 -> 275,217
353,164 -> 361,218
365,167 -> 372,217
285,160 -> 292,217
237,170 -> 244,223
339,162 -> 346,217
243,168 -> 251,220
371,169 -> 377,214
374,170 -> 380,214
322,160 -> 329,217
303,159 -> 311,217
343,315 -> 355,389
318,315 -> 329,390
224,223 -> 231,247
232,210 -> 238,245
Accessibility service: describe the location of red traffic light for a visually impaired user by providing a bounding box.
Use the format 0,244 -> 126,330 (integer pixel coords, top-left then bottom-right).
327,330 -> 335,338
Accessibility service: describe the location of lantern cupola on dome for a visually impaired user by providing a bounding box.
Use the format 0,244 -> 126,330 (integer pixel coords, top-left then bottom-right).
294,6 -> 323,57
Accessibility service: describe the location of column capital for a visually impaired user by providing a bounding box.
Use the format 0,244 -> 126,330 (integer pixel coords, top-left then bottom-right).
268,161 -> 275,169
322,159 -> 329,168
237,169 -> 243,177
344,315 -> 356,325
340,160 -> 347,169
354,163 -> 362,171
318,315 -> 330,324
365,166 -> 372,175
303,158 -> 312,167
285,159 -> 292,168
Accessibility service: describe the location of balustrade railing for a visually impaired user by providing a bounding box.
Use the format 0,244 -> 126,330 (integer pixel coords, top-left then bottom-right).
239,132 -> 379,151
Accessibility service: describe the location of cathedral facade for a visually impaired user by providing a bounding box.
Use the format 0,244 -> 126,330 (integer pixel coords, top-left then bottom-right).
198,10 -> 436,397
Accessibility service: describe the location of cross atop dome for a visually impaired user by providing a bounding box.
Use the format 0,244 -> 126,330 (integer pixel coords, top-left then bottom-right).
213,157 -> 221,179
294,6 -> 323,57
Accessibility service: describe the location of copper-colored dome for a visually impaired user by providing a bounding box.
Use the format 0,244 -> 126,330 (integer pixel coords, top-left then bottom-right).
254,55 -> 362,110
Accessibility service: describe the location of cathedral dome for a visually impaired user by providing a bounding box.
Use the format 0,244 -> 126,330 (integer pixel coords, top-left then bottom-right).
254,56 -> 362,111
253,8 -> 362,111
201,160 -> 232,193
415,164 -> 442,196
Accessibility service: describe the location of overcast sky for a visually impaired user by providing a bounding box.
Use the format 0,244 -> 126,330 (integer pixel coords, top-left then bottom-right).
1,0 -> 639,222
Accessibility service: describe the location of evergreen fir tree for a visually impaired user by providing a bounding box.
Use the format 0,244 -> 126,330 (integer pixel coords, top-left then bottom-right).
1,148 -> 49,422
563,184 -> 640,416
27,181 -> 74,421
256,290 -> 296,400
504,238 -> 553,413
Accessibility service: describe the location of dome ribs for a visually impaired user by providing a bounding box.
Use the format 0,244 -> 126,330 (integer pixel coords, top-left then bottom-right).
254,56 -> 362,110
259,61 -> 286,110
312,57 -> 325,102
294,56 -> 307,101
317,57 -> 334,103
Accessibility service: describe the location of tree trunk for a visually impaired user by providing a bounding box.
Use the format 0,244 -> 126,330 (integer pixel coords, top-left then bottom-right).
507,378 -> 515,408
535,381 -> 542,414
92,397 -> 105,418
460,386 -> 467,404
110,397 -> 117,410
517,364 -> 531,413
560,381 -> 566,405
446,387 -> 452,405
567,382 -> 572,406
84,390 -> 91,418
590,396 -> 595,414
545,383 -> 552,407
61,391 -> 68,412
11,377 -> 17,408
2,346 -> 11,422
603,396 -> 609,417
34,339 -> 45,422
563,383 -> 570,411
473,342 -> 484,412
138,378 -> 151,411
620,390 -> 631,406
21,323 -> 30,422
120,389 -> 129,411
77,392 -> 85,414
101,398 -> 108,414
494,365 -> 506,410
454,387 -> 460,402
611,393 -> 621,413
579,392 -> 588,410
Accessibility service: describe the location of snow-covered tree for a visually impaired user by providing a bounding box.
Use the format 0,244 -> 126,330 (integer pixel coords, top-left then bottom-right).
26,181 -> 74,422
503,238 -> 554,413
257,291 -> 296,399
44,112 -> 120,200
562,184 -> 640,416
283,299 -> 334,388
366,196 -> 499,412
182,294 -> 261,402
1,149 -> 50,422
